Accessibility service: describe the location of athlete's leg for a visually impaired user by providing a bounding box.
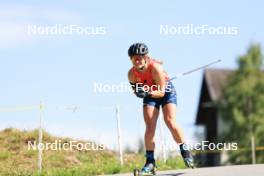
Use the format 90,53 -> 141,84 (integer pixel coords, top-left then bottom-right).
141,105 -> 159,173
162,103 -> 184,143
143,105 -> 159,152
162,103 -> 194,168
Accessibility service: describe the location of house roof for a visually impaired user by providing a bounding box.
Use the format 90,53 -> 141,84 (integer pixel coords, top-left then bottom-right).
204,69 -> 233,101
195,68 -> 233,125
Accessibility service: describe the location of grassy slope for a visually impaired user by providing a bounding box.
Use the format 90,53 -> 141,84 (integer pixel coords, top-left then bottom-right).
0,128 -> 185,176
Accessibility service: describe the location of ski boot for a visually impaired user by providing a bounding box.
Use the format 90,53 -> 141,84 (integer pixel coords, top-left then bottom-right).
180,144 -> 195,168
134,162 -> 156,176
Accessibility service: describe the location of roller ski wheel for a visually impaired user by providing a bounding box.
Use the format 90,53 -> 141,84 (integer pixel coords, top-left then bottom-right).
133,169 -> 156,176
133,169 -> 140,176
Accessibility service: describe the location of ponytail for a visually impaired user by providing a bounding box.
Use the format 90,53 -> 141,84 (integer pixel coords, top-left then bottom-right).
146,56 -> 163,64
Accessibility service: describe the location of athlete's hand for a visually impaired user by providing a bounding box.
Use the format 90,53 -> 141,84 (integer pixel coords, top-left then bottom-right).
135,86 -> 150,98
130,82 -> 151,98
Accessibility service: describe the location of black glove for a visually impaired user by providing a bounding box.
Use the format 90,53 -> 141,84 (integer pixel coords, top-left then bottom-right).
130,82 -> 151,98
135,85 -> 151,98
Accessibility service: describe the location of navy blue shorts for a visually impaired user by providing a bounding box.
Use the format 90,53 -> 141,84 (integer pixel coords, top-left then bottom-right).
143,81 -> 177,109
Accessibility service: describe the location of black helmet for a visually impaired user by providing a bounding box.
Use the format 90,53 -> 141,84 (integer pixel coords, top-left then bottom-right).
128,43 -> 148,57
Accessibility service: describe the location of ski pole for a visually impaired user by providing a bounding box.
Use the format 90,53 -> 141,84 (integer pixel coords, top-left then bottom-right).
169,59 -> 221,81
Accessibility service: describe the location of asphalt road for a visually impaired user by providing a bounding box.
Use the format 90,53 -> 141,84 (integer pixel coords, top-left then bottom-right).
106,164 -> 264,176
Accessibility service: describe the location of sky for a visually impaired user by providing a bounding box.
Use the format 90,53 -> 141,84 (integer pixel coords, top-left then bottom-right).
0,0 -> 264,154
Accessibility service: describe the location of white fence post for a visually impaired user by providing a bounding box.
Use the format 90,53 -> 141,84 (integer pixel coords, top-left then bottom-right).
116,105 -> 124,165
38,101 -> 43,175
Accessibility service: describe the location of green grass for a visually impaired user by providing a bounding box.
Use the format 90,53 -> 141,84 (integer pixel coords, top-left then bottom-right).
0,128 -> 186,175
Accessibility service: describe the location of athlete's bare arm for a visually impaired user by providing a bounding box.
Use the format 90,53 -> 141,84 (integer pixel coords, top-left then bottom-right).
128,68 -> 136,84
150,63 -> 166,98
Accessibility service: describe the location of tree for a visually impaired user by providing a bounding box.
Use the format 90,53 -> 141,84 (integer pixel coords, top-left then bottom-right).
219,44 -> 264,164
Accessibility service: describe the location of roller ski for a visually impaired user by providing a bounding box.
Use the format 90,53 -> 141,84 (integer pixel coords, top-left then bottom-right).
133,162 -> 156,176
180,143 -> 195,169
